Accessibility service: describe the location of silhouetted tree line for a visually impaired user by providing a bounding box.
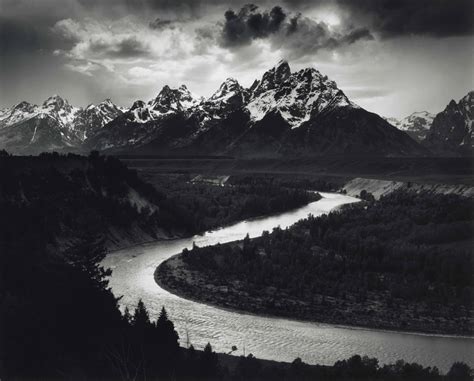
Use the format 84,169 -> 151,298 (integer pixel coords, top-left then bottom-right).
183,191 -> 474,334
0,210 -> 219,379
232,354 -> 472,381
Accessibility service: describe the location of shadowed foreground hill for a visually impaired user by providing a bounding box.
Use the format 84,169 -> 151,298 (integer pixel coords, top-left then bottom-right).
0,151 -> 195,249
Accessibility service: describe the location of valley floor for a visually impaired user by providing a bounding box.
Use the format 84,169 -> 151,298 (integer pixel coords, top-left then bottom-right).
121,155 -> 474,186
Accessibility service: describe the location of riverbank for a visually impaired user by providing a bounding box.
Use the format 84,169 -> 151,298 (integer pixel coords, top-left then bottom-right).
343,177 -> 474,199
155,253 -> 473,337
155,190 -> 474,337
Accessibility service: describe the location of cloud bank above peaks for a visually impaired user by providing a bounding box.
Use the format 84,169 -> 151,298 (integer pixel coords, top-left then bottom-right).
218,4 -> 373,57
0,0 -> 473,118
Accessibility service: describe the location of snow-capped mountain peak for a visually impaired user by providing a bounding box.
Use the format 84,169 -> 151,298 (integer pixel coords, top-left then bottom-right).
77,99 -> 123,138
97,99 -> 121,113
40,94 -> 81,130
150,84 -> 200,113
246,62 -> 356,128
42,94 -> 70,109
0,101 -> 39,128
14,101 -> 36,111
0,95 -> 124,148
205,78 -> 249,113
385,111 -> 435,141
209,78 -> 241,101
252,60 -> 291,97
461,91 -> 474,110
123,85 -> 203,124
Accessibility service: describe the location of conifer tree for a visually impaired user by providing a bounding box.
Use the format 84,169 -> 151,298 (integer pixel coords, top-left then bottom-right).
132,299 -> 150,328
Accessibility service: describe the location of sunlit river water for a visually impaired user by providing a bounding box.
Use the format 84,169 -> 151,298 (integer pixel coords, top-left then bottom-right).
102,192 -> 473,372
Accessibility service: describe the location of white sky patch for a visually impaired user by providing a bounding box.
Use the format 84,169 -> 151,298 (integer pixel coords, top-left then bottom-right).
64,60 -> 103,77
320,12 -> 341,27
128,66 -> 154,79
305,5 -> 342,27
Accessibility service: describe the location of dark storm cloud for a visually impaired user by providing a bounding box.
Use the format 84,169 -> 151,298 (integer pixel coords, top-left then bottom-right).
219,4 -> 373,53
221,4 -> 287,46
0,16 -> 69,56
0,18 -> 42,55
284,15 -> 373,57
149,18 -> 176,30
89,36 -> 150,58
341,28 -> 373,45
77,0 -> 248,19
5,0 -> 473,39
283,0 -> 474,38
358,0 -> 474,38
1,0 -> 472,116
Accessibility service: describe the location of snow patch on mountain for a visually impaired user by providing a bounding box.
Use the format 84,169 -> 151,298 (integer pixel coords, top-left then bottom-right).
0,101 -> 40,128
0,96 -> 123,152
246,61 -> 358,128
386,111 -> 434,132
125,85 -> 202,124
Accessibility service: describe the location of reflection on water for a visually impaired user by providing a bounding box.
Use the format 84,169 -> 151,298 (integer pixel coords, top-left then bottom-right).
102,192 -> 473,372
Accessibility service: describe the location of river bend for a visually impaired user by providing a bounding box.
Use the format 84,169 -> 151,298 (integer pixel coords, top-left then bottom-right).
102,193 -> 473,372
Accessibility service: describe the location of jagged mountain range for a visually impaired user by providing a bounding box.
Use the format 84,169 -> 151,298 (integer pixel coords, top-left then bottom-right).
384,92 -> 473,154
1,61 -> 471,156
85,61 -> 423,157
0,96 -> 123,154
384,112 -> 435,142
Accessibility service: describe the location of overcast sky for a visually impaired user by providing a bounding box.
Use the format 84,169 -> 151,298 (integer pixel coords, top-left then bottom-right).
1,0 -> 473,118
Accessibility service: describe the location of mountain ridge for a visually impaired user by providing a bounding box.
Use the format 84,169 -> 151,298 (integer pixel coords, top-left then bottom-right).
0,95 -> 123,153
1,61 -> 429,157
425,91 -> 473,155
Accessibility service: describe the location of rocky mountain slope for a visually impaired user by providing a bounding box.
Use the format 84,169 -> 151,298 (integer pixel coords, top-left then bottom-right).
425,91 -> 473,155
0,96 -> 123,154
87,61 -> 425,157
2,61 -> 427,157
385,111 -> 435,142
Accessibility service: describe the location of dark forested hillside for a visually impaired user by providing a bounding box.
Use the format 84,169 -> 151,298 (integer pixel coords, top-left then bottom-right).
159,191 -> 474,335
0,151 -> 196,249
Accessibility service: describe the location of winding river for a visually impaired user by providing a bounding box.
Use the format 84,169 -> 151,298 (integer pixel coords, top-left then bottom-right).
102,192 -> 474,372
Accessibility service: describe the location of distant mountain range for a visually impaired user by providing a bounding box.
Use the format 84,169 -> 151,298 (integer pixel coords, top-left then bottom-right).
0,96 -> 123,154
0,62 -> 472,157
384,112 -> 435,142
384,92 -> 473,154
